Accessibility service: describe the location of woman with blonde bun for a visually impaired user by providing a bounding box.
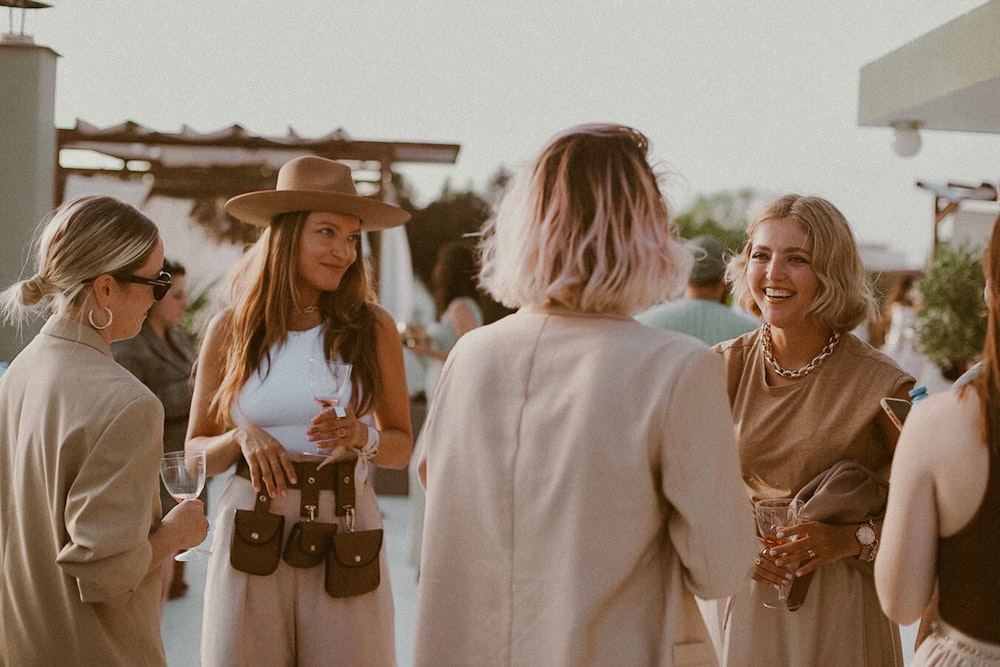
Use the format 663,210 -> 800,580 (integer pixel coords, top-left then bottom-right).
0,195 -> 208,666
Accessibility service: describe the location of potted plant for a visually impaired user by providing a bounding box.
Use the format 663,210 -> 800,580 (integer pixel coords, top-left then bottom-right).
913,243 -> 987,381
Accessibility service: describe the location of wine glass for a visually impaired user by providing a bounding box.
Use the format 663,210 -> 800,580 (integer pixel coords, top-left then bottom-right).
160,450 -> 209,561
309,355 -> 352,419
754,497 -> 802,609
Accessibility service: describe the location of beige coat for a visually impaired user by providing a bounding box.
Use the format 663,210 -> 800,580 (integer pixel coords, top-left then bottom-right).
0,317 -> 165,666
415,308 -> 756,667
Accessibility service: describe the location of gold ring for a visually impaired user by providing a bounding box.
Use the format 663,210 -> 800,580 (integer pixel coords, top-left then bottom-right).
754,556 -> 762,565
807,548 -> 816,559
336,427 -> 346,438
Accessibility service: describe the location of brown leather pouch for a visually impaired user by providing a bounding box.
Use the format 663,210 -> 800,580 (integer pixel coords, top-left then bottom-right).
325,529 -> 383,598
283,521 -> 337,568
230,492 -> 284,576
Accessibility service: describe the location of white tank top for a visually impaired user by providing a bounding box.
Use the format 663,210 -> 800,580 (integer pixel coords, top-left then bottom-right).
232,325 -> 370,457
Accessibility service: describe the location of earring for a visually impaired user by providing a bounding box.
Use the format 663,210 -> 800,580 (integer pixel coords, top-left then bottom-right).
87,307 -> 114,330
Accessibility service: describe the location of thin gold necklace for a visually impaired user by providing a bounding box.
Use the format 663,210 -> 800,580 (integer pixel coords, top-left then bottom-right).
292,305 -> 319,316
761,323 -> 840,379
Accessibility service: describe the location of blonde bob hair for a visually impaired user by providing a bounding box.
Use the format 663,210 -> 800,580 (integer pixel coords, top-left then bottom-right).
478,123 -> 690,315
0,196 -> 159,330
727,194 -> 876,331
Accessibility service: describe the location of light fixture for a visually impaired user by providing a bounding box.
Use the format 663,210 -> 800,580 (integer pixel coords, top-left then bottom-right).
891,121 -> 922,158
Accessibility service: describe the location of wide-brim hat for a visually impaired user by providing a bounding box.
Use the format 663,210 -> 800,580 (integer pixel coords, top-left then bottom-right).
224,155 -> 411,231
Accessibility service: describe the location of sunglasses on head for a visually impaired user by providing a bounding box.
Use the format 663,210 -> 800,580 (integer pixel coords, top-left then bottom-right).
112,271 -> 173,301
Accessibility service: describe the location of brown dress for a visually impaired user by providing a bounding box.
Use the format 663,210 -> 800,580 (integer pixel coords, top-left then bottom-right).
715,329 -> 913,667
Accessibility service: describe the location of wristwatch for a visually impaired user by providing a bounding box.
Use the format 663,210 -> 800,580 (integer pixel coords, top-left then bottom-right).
856,518 -> 878,562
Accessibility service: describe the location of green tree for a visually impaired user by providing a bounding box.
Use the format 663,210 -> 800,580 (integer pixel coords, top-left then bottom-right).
675,188 -> 760,253
914,243 -> 987,380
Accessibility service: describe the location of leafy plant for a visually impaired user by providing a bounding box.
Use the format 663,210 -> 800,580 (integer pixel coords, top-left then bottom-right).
914,243 -> 987,380
181,277 -> 221,344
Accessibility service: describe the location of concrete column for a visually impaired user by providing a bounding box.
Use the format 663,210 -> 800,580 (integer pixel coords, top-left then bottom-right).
0,40 -> 58,362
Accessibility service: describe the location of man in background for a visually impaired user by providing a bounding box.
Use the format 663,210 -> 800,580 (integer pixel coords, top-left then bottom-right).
636,235 -> 758,345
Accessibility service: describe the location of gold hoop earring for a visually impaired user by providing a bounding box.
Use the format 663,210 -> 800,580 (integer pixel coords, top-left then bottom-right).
87,307 -> 113,330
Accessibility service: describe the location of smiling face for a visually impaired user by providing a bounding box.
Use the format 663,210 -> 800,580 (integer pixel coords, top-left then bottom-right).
296,211 -> 361,304
746,217 -> 820,331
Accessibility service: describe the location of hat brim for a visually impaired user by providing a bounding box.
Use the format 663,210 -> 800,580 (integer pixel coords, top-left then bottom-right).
224,190 -> 410,231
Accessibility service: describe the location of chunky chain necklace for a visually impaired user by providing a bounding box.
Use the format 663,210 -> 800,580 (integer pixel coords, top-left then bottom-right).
761,323 -> 841,379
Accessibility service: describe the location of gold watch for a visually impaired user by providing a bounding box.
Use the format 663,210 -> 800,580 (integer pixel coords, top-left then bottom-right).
855,518 -> 878,562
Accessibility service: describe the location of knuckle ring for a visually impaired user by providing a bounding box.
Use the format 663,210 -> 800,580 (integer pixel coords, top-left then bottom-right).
807,548 -> 817,558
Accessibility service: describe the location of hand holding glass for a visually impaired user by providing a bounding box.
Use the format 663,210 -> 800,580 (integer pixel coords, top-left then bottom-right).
309,357 -> 352,418
160,450 -> 209,561
754,497 -> 802,609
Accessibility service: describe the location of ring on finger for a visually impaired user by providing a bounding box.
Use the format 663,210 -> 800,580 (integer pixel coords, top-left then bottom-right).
336,427 -> 346,438
754,555 -> 762,565
807,548 -> 816,559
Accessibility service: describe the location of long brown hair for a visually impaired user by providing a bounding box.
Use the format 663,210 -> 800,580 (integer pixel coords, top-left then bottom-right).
211,211 -> 381,426
962,215 -> 1000,453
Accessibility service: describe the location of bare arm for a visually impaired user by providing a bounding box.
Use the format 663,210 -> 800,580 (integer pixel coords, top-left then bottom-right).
409,299 -> 478,363
367,306 -> 414,469
185,310 -> 295,496
875,398 -> 944,624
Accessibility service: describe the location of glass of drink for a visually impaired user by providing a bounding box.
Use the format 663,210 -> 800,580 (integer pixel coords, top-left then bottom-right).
754,497 -> 802,608
160,450 -> 209,561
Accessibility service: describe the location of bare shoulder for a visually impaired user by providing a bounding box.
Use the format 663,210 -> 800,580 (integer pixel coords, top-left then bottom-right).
897,388 -> 986,485
367,303 -> 397,332
201,308 -> 234,349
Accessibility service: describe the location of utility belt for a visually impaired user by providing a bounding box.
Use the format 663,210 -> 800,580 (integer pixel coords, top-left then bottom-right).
230,457 -> 382,598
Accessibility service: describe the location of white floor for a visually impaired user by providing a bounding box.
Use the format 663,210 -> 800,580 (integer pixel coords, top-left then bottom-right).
161,473 -> 917,666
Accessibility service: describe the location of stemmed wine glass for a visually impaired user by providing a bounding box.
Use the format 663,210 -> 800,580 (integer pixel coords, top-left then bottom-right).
754,497 -> 802,609
309,355 -> 353,418
160,450 -> 209,561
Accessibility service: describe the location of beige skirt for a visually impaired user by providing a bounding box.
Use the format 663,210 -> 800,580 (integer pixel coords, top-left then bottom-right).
912,620 -> 1000,667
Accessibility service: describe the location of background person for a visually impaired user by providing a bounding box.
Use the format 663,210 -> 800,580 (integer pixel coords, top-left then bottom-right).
715,194 -> 914,666
876,216 -> 1000,665
185,156 -> 413,667
636,234 -> 759,345
414,124 -> 756,666
404,240 -> 483,575
0,196 -> 207,666
112,258 -> 201,602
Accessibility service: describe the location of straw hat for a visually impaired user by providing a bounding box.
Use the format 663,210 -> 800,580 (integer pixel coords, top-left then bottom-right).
224,156 -> 411,230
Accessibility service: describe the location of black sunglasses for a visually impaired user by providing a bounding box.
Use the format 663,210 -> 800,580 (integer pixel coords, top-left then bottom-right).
113,271 -> 173,301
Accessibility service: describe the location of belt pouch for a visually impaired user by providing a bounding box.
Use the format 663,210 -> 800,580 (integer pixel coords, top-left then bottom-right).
283,521 -> 337,568
325,528 -> 383,598
230,492 -> 284,576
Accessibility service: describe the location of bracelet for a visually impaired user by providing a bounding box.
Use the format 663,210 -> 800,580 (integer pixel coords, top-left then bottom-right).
360,426 -> 380,460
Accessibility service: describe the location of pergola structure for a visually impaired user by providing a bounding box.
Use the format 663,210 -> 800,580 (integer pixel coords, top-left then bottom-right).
56,120 -> 461,270
57,119 -> 460,204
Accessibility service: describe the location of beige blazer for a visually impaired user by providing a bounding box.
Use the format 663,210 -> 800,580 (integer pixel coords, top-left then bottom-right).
415,307 -> 756,666
0,317 -> 166,666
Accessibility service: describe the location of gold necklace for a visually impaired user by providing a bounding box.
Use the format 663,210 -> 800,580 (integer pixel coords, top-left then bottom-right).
761,323 -> 840,379
292,305 -> 319,316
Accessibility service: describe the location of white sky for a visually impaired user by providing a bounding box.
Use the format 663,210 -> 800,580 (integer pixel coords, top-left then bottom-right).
21,0 -> 1000,266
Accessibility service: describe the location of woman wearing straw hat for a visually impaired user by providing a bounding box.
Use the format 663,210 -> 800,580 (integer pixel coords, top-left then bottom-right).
187,156 -> 413,666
